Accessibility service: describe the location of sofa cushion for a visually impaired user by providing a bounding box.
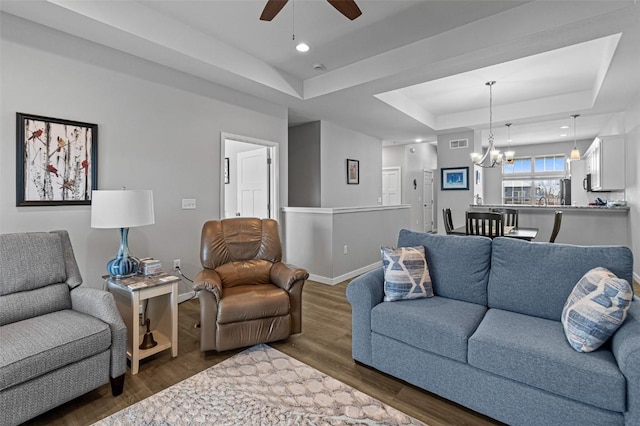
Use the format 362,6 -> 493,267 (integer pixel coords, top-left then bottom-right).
488,238 -> 633,321
0,309 -> 111,391
562,267 -> 632,353
381,246 -> 433,302
0,283 -> 71,326
468,309 -> 625,412
371,296 -> 487,363
218,284 -> 289,324
397,230 -> 491,305
0,232 -> 67,296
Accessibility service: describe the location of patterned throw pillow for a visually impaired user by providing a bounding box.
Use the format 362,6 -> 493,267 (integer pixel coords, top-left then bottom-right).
561,267 -> 632,353
381,246 -> 433,302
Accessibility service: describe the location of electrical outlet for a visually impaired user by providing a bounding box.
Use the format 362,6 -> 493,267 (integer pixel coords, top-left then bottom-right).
173,259 -> 181,270
343,245 -> 348,255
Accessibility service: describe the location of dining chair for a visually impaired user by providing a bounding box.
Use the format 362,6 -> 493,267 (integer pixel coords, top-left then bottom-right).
443,208 -> 454,235
549,210 -> 563,243
466,212 -> 504,238
490,208 -> 518,227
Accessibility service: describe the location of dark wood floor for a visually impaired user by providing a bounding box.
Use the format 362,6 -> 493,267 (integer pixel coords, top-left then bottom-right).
27,280 -> 504,426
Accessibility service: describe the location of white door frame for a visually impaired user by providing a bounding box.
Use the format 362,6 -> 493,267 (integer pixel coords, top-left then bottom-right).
220,132 -> 278,220
423,169 -> 434,233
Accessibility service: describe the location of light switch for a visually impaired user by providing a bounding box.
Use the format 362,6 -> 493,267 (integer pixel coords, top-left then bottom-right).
182,199 -> 196,210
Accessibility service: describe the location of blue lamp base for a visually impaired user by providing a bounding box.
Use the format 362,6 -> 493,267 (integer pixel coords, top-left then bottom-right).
107,227 -> 140,278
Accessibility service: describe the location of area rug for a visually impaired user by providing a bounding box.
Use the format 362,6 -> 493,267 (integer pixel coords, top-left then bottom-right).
94,344 -> 425,425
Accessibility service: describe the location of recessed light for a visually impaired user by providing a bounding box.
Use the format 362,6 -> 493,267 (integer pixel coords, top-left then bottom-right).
296,43 -> 309,52
415,138 -> 423,143
560,125 -> 569,129
560,133 -> 567,137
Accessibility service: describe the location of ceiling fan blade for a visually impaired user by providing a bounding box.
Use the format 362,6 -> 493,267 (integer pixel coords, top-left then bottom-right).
260,0 -> 289,21
327,0 -> 362,20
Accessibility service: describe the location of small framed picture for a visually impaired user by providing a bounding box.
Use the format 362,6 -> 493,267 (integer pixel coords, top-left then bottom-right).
224,157 -> 230,184
441,166 -> 469,191
347,159 -> 359,185
16,113 -> 97,206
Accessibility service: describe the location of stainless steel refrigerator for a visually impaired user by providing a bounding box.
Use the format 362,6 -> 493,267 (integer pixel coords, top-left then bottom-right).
559,178 -> 571,205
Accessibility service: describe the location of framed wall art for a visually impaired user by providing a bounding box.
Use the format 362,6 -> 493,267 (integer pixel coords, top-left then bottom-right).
347,158 -> 359,185
441,166 -> 469,191
16,113 -> 98,206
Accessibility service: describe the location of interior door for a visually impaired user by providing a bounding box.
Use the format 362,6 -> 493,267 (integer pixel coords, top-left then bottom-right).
382,167 -> 401,205
423,170 -> 434,232
237,147 -> 269,218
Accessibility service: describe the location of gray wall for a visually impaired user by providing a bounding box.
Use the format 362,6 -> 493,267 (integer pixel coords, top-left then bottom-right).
382,143 -> 438,232
288,122 -> 321,207
320,121 -> 382,207
623,95 -> 640,282
1,14 -> 288,291
436,130 -> 475,233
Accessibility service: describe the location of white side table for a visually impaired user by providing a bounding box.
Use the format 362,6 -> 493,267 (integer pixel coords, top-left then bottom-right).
106,273 -> 179,375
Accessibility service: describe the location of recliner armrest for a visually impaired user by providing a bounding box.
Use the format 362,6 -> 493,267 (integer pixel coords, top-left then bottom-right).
612,298 -> 640,424
70,286 -> 127,378
194,269 -> 223,302
270,262 -> 309,292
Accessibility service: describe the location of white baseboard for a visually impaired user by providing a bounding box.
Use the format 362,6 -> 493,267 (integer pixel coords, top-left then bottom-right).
178,290 -> 197,303
309,262 -> 380,286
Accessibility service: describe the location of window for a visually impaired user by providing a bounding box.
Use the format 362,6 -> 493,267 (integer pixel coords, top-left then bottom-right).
502,155 -> 566,205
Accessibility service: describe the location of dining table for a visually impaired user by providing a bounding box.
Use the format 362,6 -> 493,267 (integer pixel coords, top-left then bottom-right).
450,225 -> 539,241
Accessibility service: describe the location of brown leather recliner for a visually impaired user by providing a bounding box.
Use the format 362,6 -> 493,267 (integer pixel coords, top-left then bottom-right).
194,218 -> 309,352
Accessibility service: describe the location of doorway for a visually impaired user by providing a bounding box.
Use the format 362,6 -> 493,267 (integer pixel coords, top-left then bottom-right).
221,133 -> 278,220
423,170 -> 434,232
382,167 -> 402,205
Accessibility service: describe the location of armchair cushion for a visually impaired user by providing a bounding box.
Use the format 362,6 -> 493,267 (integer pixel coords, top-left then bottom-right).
194,268 -> 223,301
216,259 -> 273,287
0,310 -> 111,392
217,284 -> 289,324
0,283 -> 70,326
0,233 -> 67,295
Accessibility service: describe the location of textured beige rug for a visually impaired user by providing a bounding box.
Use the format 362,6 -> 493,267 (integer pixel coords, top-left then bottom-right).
94,344 -> 425,425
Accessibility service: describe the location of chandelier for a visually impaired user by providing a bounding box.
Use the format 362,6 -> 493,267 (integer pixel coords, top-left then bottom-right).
470,81 -> 514,168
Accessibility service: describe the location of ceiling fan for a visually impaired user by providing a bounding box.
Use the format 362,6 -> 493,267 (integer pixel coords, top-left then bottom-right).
260,0 -> 362,21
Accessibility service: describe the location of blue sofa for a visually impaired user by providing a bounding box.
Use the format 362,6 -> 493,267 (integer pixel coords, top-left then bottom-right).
347,230 -> 639,426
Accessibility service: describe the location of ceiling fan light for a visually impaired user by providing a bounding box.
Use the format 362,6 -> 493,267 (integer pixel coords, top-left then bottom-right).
296,42 -> 310,52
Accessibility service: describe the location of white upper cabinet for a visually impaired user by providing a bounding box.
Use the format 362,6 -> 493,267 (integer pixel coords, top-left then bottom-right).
583,136 -> 625,192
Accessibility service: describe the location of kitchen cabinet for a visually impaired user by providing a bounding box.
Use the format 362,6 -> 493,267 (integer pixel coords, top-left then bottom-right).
583,136 -> 625,192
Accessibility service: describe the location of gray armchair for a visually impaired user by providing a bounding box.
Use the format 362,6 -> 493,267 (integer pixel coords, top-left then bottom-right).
0,230 -> 126,426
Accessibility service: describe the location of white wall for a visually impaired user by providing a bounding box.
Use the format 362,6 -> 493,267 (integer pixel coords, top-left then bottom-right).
320,121 -> 382,207
0,14 -> 288,292
623,95 -> 640,282
288,122 -> 321,207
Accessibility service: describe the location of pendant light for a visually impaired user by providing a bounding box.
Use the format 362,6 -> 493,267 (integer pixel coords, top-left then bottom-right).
569,114 -> 581,160
470,81 -> 504,168
504,123 -> 515,165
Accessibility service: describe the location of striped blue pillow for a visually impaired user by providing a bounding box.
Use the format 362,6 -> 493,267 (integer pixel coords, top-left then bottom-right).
561,267 -> 632,353
381,246 -> 433,302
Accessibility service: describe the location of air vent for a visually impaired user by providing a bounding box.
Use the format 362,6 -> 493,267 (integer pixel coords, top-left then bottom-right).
449,139 -> 469,149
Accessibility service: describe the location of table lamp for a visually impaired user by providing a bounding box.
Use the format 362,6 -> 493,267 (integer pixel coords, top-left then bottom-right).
91,189 -> 155,278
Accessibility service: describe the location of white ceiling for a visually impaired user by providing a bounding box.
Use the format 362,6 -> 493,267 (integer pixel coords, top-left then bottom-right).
2,0 -> 639,148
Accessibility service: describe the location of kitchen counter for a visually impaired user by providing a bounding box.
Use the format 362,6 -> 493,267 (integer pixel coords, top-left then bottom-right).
467,205 -> 629,246
472,204 -> 629,212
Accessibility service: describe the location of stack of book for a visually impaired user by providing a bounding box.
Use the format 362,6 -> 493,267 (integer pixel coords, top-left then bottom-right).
139,258 -> 162,276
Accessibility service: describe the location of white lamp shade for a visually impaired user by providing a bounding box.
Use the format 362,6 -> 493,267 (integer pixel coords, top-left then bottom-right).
570,148 -> 581,161
91,190 -> 155,229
